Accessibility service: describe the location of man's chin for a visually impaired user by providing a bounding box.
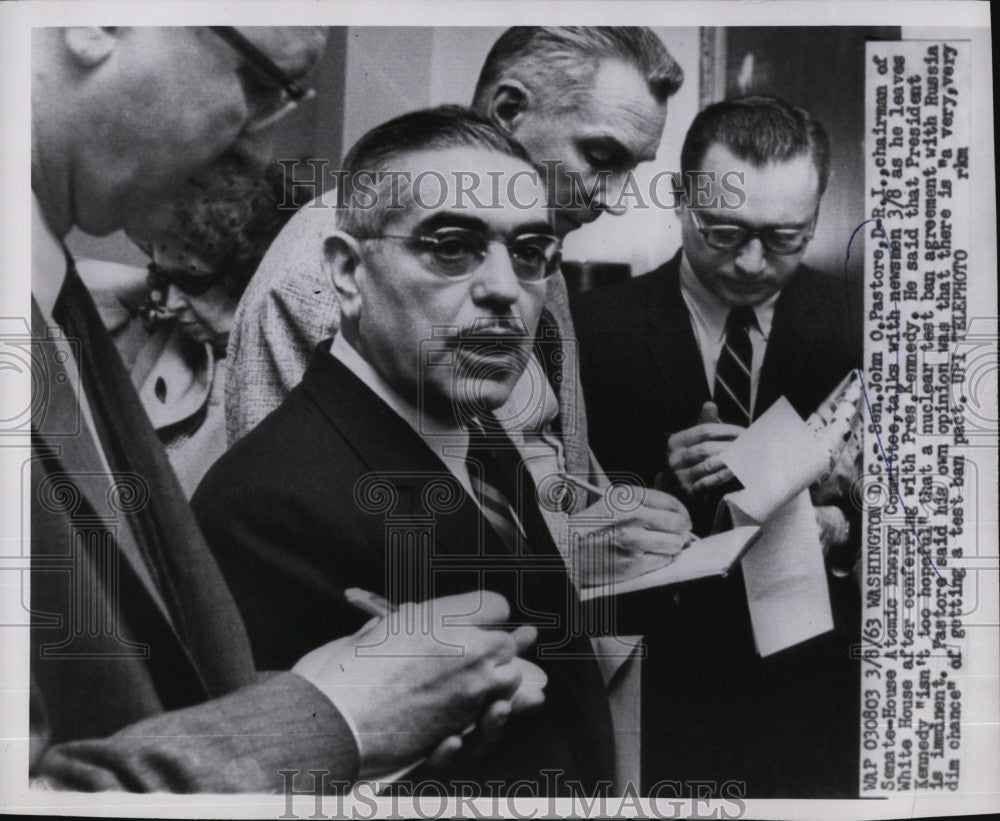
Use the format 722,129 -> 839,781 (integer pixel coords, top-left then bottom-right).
448,377 -> 520,422
718,284 -> 777,307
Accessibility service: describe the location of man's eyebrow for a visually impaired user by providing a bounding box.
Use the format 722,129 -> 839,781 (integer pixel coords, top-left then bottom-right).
700,212 -> 815,230
413,213 -> 555,237
514,219 -> 558,236
582,132 -> 658,167
413,213 -> 488,233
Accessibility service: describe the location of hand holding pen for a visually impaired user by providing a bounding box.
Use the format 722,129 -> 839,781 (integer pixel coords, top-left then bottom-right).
292,588 -> 545,777
558,473 -> 696,586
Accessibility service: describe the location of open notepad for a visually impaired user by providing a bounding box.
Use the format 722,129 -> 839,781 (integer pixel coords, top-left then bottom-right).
579,525 -> 761,601
579,391 -> 860,655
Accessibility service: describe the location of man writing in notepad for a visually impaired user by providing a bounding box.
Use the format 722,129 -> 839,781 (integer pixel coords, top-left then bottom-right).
193,107 -> 695,793
572,96 -> 862,796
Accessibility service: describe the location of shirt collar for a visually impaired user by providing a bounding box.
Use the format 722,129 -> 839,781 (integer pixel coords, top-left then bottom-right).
32,193 -> 69,322
679,251 -> 778,341
493,357 -> 560,433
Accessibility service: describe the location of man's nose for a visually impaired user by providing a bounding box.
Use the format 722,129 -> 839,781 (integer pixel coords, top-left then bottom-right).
597,172 -> 629,217
471,243 -> 521,306
164,284 -> 187,313
734,238 -> 767,274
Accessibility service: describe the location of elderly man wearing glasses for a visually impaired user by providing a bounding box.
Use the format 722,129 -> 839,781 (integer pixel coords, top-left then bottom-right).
193,106 -> 693,794
571,95 -> 863,797
30,27 -> 542,793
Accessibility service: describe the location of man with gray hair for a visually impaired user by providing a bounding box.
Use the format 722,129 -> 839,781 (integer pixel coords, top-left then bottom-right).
28,25 -> 535,792
195,105 -> 684,792
226,26 -> 683,488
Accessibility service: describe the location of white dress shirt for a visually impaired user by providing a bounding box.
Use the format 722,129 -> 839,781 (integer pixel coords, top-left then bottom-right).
679,252 -> 779,417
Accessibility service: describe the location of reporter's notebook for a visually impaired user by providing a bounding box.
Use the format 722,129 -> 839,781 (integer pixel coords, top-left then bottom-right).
579,526 -> 761,601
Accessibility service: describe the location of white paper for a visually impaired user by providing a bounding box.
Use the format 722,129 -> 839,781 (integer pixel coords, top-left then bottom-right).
739,490 -> 835,656
579,526 -> 761,601
720,398 -> 835,655
722,397 -> 830,523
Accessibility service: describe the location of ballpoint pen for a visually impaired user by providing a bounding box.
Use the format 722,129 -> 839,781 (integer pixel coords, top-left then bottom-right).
344,587 -> 396,618
559,473 -> 699,547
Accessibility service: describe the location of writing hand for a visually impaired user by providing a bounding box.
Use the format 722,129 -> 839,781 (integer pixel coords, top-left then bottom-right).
570,485 -> 694,585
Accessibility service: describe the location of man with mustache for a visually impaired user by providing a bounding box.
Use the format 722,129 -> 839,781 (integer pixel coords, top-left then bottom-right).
193,106 -> 692,793
225,26 -> 684,489
28,26 -> 533,792
219,27 -> 687,792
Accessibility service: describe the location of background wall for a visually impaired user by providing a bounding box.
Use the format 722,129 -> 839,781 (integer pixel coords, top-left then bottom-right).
338,26 -> 702,277
69,26 -> 896,282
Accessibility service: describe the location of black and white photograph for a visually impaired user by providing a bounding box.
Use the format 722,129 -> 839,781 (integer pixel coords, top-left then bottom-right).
0,2 -> 996,818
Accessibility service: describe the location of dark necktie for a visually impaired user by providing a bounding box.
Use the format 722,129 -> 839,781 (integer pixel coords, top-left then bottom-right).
713,306 -> 756,426
465,416 -> 528,554
50,259 -> 253,694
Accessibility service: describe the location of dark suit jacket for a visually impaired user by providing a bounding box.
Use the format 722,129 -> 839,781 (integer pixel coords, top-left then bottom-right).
29,299 -> 357,792
572,251 -> 862,525
570,252 -> 862,797
192,345 -> 616,794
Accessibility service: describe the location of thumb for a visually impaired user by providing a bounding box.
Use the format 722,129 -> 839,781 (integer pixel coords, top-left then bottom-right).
698,401 -> 720,424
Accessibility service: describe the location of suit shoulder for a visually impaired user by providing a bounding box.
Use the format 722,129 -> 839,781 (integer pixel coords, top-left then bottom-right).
193,384 -> 333,508
791,266 -> 862,322
570,259 -> 676,332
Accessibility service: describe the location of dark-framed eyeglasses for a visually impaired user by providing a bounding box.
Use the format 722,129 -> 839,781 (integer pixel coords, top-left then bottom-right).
147,261 -> 223,297
210,26 -> 316,134
353,226 -> 563,283
689,209 -> 817,255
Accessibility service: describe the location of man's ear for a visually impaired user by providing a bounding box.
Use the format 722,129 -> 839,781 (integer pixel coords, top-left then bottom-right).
62,28 -> 119,68
323,232 -> 364,320
488,79 -> 531,134
673,173 -> 689,219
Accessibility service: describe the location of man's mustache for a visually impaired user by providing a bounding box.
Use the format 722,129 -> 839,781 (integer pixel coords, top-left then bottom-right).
455,316 -> 533,340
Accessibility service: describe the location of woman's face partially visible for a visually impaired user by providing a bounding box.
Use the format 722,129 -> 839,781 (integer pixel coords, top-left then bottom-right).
152,241 -> 239,348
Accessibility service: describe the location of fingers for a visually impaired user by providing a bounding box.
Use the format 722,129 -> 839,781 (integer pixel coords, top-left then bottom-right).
635,550 -> 679,576
630,505 -> 692,537
668,438 -> 734,470
451,699 -> 513,762
475,699 -> 513,748
427,589 -> 511,626
620,527 -> 689,557
488,652 -> 524,694
639,488 -> 691,516
425,734 -> 464,769
667,422 -> 745,450
509,624 -> 538,657
691,466 -> 735,493
698,401 -> 721,424
510,680 -> 547,713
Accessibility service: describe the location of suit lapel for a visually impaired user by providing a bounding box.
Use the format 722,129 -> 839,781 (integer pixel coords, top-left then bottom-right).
301,348 -> 572,589
645,254 -> 712,425
31,299 -> 176,625
300,349 -> 611,741
758,267 -> 821,416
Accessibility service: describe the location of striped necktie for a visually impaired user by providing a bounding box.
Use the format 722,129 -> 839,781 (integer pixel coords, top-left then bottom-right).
713,305 -> 756,427
465,416 -> 527,553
